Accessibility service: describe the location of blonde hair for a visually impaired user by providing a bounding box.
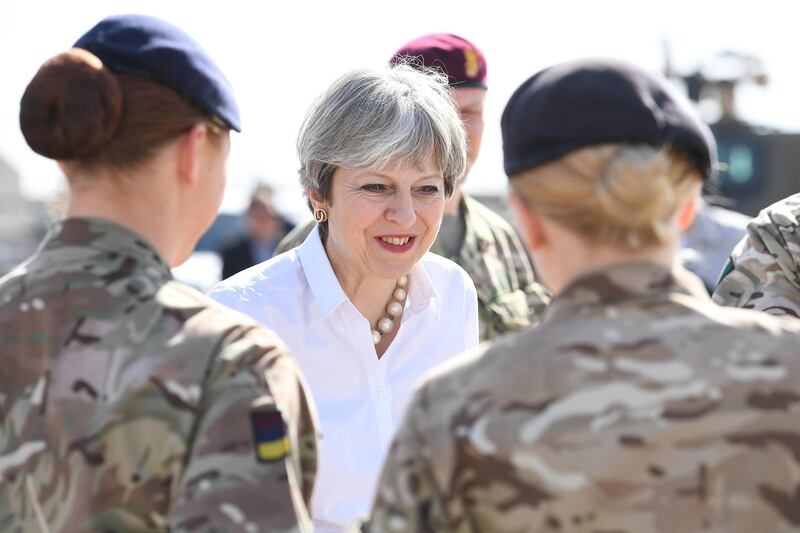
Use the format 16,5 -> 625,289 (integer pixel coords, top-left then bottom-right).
511,144 -> 701,249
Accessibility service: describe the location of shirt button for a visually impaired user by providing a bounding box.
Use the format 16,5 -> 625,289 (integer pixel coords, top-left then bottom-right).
373,386 -> 384,397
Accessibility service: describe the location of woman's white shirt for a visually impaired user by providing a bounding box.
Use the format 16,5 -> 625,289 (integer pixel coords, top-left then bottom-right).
208,225 -> 479,532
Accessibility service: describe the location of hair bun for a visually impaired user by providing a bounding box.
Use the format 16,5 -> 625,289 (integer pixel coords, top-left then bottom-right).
19,48 -> 123,160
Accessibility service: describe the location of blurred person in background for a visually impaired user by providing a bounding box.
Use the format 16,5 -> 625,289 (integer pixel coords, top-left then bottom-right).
680,197 -> 750,293
0,15 -> 317,532
714,193 -> 800,317
276,34 -> 550,341
219,185 -> 294,279
209,64 -> 478,532
365,58 -> 800,533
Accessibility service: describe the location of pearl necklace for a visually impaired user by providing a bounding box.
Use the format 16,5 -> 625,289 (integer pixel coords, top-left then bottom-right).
371,275 -> 408,345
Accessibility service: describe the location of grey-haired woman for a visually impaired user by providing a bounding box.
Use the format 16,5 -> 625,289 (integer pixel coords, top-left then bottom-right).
209,64 -> 479,531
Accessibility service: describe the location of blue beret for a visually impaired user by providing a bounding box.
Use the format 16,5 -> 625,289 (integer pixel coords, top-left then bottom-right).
74,15 -> 240,132
502,58 -> 715,180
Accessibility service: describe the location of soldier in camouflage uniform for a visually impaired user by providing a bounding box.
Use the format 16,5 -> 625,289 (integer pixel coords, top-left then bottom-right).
713,193 -> 800,317
1,16 -> 317,532
275,34 -> 549,341
364,59 -> 800,532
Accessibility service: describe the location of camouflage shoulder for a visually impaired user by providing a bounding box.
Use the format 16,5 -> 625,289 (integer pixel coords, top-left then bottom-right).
413,328 -> 533,415
164,281 -> 317,532
158,280 -> 291,357
463,195 -> 521,242
748,193 -> 800,272
275,219 -> 315,256
713,194 -> 800,315
706,296 -> 800,337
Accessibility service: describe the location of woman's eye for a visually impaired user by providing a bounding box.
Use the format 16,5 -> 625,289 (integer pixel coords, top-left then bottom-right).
362,184 -> 388,193
419,186 -> 441,195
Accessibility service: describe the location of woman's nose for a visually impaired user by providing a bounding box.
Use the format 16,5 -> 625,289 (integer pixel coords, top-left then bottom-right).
386,191 -> 416,227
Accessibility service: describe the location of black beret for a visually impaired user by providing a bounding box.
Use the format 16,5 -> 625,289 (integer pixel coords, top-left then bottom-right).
74,15 -> 240,132
502,58 -> 715,179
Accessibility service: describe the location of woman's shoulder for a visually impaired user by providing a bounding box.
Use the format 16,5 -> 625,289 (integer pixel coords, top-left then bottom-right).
208,250 -> 303,306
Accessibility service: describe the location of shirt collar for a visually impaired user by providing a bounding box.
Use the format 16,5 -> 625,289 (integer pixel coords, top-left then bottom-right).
405,255 -> 440,318
543,261 -> 709,324
295,225 -> 440,319
43,217 -> 172,280
296,225 -> 349,318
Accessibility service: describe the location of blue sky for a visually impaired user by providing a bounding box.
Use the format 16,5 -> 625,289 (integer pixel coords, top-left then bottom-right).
2,0 -> 796,220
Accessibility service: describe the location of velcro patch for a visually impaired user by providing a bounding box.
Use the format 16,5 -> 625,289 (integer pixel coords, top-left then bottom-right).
250,406 -> 290,462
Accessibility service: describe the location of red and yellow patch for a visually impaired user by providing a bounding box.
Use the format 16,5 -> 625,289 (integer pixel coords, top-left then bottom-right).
250,405 -> 291,462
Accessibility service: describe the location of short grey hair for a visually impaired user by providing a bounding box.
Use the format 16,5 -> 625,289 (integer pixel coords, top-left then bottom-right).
297,63 -> 467,205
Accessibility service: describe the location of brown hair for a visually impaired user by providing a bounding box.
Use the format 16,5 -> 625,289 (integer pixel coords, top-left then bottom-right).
20,48 -> 215,173
511,144 -> 701,249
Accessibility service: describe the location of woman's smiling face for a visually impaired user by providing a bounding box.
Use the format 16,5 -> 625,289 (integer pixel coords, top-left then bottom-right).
316,156 -> 446,282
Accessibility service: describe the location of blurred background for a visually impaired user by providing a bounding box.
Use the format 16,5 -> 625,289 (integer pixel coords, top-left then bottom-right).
2,0 -> 798,288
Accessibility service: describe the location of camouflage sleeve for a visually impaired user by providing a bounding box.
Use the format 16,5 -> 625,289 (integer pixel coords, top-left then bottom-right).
171,326 -> 317,533
713,218 -> 800,318
510,235 -> 551,322
274,220 -> 315,257
365,389 -> 449,533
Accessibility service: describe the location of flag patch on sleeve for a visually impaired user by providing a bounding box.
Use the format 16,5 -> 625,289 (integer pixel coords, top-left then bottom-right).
250,406 -> 291,462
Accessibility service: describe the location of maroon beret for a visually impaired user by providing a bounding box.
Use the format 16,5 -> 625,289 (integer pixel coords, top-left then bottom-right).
390,33 -> 487,89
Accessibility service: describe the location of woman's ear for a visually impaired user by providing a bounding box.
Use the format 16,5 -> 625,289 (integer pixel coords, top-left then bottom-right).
676,180 -> 703,232
176,124 -> 208,187
509,190 -> 549,251
306,188 -> 328,210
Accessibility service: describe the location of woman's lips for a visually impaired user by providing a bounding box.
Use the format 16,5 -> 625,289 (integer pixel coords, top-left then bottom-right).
375,235 -> 416,253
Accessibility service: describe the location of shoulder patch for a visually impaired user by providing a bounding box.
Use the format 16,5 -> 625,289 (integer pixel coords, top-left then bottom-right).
250,400 -> 291,462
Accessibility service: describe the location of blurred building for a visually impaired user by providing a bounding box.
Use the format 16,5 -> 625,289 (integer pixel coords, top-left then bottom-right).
712,121 -> 800,216
670,50 -> 800,216
0,155 -> 47,275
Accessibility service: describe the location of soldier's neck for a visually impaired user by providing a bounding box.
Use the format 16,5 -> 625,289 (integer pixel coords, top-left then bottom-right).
443,187 -> 463,215
539,218 -> 679,294
66,176 -> 184,267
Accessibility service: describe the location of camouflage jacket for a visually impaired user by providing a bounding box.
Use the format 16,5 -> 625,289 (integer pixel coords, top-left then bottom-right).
713,193 -> 800,317
366,262 -> 800,533
274,195 -> 550,341
0,218 -> 318,532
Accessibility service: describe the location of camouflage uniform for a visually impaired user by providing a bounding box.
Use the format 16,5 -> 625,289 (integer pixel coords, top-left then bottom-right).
0,218 -> 318,532
713,193 -> 800,318
366,262 -> 800,533
275,196 -> 550,341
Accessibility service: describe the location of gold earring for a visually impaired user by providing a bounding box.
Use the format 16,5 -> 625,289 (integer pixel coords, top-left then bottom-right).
313,208 -> 328,223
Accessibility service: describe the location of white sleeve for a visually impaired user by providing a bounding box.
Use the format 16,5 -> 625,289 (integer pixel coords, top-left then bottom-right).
463,274 -> 480,350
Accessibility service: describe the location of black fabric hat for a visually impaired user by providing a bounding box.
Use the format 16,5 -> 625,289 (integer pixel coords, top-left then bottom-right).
502,58 -> 715,179
74,14 -> 241,131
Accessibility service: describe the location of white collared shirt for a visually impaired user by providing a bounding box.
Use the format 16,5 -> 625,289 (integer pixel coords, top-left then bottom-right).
208,226 -> 479,532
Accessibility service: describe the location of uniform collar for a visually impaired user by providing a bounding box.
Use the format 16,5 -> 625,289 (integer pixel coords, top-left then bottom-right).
296,225 -> 439,319
429,195 -> 493,261
43,217 -> 172,280
461,195 -> 495,255
543,261 -> 709,324
426,195 -> 496,304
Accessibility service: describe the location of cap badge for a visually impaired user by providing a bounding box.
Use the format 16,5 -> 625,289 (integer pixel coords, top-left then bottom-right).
464,49 -> 480,78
